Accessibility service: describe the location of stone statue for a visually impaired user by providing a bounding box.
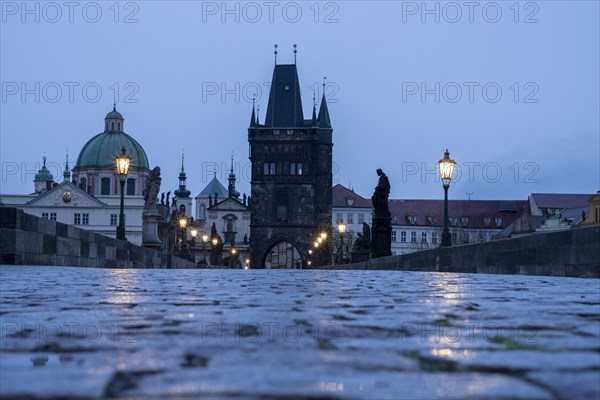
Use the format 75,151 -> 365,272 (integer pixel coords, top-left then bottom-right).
243,193 -> 247,206
362,222 -> 371,245
208,195 -> 213,207
160,193 -> 165,205
166,191 -> 171,208
372,168 -> 391,215
143,167 -> 161,212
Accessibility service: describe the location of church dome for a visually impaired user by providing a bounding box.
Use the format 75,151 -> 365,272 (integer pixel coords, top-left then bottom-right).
105,109 -> 123,119
75,107 -> 149,169
35,157 -> 53,181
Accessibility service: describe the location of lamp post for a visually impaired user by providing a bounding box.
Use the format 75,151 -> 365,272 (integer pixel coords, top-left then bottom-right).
438,149 -> 456,247
115,146 -> 131,241
190,228 -> 198,263
230,247 -> 237,268
201,233 -> 209,264
337,222 -> 347,264
179,216 -> 187,258
211,237 -> 218,265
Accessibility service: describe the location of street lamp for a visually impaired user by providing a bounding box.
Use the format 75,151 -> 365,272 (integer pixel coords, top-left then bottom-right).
337,222 -> 347,264
320,232 -> 327,240
115,146 -> 131,241
179,217 -> 187,258
201,233 -> 209,264
244,258 -> 250,270
190,228 -> 198,262
438,149 -> 456,247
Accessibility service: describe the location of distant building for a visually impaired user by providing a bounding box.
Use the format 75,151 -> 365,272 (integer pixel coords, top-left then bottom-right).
332,185 -> 526,256
248,59 -> 333,269
582,192 -> 600,227
0,106 -> 150,245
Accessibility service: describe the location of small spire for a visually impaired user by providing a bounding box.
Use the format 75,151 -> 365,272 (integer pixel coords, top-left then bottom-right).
256,105 -> 260,125
293,44 -> 297,64
311,89 -> 317,125
230,151 -> 235,174
42,155 -> 47,168
274,44 -> 278,65
181,150 -> 185,173
63,149 -> 71,181
113,102 -> 116,112
250,96 -> 256,127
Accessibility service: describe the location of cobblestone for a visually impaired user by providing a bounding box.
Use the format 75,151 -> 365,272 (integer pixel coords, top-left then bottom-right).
1,266 -> 599,399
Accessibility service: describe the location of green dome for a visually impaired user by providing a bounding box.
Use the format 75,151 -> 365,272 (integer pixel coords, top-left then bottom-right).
106,109 -> 123,119
75,131 -> 149,169
35,157 -> 54,181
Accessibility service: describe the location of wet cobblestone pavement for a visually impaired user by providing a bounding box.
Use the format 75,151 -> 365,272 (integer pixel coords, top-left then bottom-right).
1,266 -> 599,399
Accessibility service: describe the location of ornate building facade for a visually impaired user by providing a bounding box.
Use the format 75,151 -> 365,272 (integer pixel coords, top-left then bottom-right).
248,60 -> 333,269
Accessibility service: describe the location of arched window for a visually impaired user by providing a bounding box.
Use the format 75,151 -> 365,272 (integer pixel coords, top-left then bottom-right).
126,178 -> 135,195
101,177 -> 111,195
199,204 -> 206,219
105,122 -> 108,131
111,122 -> 115,131
80,178 -> 87,192
117,122 -> 121,131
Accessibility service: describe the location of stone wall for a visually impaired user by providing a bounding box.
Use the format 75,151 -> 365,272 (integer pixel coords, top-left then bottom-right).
0,207 -> 197,269
323,226 -> 600,278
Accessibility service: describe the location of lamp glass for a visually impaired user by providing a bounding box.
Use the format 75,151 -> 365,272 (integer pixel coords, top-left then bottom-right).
438,149 -> 456,185
179,218 -> 187,229
338,223 -> 347,234
115,147 -> 131,176
191,229 -> 198,238
202,234 -> 209,242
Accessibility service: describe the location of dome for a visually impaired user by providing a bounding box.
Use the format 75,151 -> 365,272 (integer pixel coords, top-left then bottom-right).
35,157 -> 54,181
75,131 -> 149,169
105,106 -> 123,120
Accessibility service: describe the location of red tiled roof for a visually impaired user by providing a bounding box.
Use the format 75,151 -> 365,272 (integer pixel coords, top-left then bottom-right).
332,184 -> 372,208
530,193 -> 592,209
332,184 -> 526,229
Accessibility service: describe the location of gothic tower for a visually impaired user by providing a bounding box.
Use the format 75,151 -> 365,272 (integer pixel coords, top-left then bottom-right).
248,54 -> 333,269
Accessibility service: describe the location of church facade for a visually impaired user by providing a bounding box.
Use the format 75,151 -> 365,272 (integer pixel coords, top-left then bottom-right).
248,61 -> 333,269
0,107 -> 150,245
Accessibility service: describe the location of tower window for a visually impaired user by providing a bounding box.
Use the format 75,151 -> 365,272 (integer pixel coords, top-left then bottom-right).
263,162 -> 276,176
101,177 -> 111,195
297,163 -> 303,175
127,178 -> 136,195
199,204 -> 206,219
80,178 -> 87,192
111,122 -> 115,131
117,122 -> 121,131
290,163 -> 296,175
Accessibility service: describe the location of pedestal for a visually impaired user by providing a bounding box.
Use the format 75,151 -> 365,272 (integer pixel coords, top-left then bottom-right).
371,213 -> 392,258
351,251 -> 371,264
142,212 -> 162,250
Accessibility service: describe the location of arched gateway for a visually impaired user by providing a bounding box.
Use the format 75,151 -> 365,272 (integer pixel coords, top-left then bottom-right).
263,240 -> 302,269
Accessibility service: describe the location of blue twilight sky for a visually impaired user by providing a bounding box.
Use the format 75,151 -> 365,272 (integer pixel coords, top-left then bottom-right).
1,1 -> 599,201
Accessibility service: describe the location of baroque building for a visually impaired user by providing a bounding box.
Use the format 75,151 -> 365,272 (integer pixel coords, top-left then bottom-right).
248,59 -> 333,269
0,106 -> 150,245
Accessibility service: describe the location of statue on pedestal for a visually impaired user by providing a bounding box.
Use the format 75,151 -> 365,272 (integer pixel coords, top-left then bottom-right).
371,168 -> 392,258
372,168 -> 391,215
141,166 -> 163,250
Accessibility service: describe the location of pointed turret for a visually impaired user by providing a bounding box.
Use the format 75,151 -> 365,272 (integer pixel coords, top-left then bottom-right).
228,153 -> 240,199
311,92 -> 317,126
250,97 -> 256,127
318,91 -> 332,129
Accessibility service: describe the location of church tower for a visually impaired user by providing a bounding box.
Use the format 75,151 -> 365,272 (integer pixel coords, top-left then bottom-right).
248,47 -> 333,269
174,152 -> 192,217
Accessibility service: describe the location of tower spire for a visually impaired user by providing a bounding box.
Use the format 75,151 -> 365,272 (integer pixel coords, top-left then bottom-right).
174,150 -> 191,199
63,149 -> 71,182
274,44 -> 278,65
250,96 -> 256,127
256,104 -> 260,125
318,76 -> 332,128
312,90 -> 317,125
228,151 -> 240,199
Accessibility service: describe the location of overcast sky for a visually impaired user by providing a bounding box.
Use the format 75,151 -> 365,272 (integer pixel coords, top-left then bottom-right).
1,1 -> 598,201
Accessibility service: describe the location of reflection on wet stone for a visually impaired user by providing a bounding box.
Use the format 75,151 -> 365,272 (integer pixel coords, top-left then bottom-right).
0,266 -> 599,399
